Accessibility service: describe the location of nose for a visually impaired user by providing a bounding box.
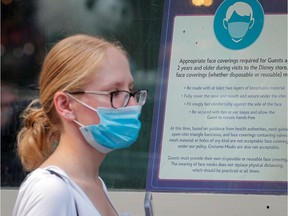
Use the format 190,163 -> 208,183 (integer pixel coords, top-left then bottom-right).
127,95 -> 138,106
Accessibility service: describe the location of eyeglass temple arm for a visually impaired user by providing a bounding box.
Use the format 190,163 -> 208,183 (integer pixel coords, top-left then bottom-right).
66,90 -> 109,95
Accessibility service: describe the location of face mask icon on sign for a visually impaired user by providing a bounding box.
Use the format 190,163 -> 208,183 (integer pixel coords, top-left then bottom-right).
223,2 -> 255,43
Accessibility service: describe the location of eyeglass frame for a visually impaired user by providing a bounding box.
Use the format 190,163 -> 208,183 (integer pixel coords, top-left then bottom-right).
66,89 -> 148,109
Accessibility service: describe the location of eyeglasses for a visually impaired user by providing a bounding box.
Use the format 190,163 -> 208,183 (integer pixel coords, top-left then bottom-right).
67,89 -> 148,109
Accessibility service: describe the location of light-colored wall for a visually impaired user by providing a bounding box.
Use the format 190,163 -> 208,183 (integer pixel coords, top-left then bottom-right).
1,189 -> 287,216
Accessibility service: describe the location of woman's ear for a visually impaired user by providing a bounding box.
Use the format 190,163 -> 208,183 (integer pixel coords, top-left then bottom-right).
54,92 -> 75,121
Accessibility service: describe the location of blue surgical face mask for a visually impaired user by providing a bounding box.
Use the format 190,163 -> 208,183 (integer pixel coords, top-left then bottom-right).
68,94 -> 142,153
227,22 -> 250,40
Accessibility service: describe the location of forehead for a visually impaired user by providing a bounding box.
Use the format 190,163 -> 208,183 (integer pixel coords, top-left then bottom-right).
87,47 -> 133,90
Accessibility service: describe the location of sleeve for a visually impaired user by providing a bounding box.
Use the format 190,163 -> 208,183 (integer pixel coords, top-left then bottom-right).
12,172 -> 77,216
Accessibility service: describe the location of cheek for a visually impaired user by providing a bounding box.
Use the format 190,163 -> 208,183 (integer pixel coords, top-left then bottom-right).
74,105 -> 101,125
83,110 -> 101,125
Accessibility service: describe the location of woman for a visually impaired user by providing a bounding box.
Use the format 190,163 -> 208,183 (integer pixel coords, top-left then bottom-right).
13,34 -> 148,216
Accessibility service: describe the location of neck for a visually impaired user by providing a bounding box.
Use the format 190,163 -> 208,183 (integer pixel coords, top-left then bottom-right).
41,131 -> 106,181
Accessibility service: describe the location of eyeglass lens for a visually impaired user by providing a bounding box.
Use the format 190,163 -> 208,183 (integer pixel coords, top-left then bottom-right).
135,90 -> 147,106
111,90 -> 147,108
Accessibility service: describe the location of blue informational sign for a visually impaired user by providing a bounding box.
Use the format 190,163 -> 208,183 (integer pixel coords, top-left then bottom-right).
146,0 -> 287,194
214,0 -> 264,50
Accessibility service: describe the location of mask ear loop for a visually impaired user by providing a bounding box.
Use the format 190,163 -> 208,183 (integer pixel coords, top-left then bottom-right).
66,93 -> 98,112
66,93 -> 97,127
73,119 -> 84,127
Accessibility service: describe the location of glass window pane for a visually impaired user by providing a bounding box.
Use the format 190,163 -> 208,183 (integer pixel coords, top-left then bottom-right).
1,0 -> 164,189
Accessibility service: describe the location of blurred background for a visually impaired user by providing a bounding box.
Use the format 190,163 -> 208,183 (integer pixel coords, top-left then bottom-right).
1,0 -> 164,189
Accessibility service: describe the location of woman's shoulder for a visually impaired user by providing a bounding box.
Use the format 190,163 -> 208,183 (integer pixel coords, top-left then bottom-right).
13,167 -> 76,215
19,168 -> 71,198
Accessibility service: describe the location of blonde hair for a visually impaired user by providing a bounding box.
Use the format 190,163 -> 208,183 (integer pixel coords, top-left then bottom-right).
17,34 -> 125,171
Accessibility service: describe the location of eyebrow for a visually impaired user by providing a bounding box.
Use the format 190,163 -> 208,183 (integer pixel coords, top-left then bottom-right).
129,82 -> 135,89
102,81 -> 135,90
